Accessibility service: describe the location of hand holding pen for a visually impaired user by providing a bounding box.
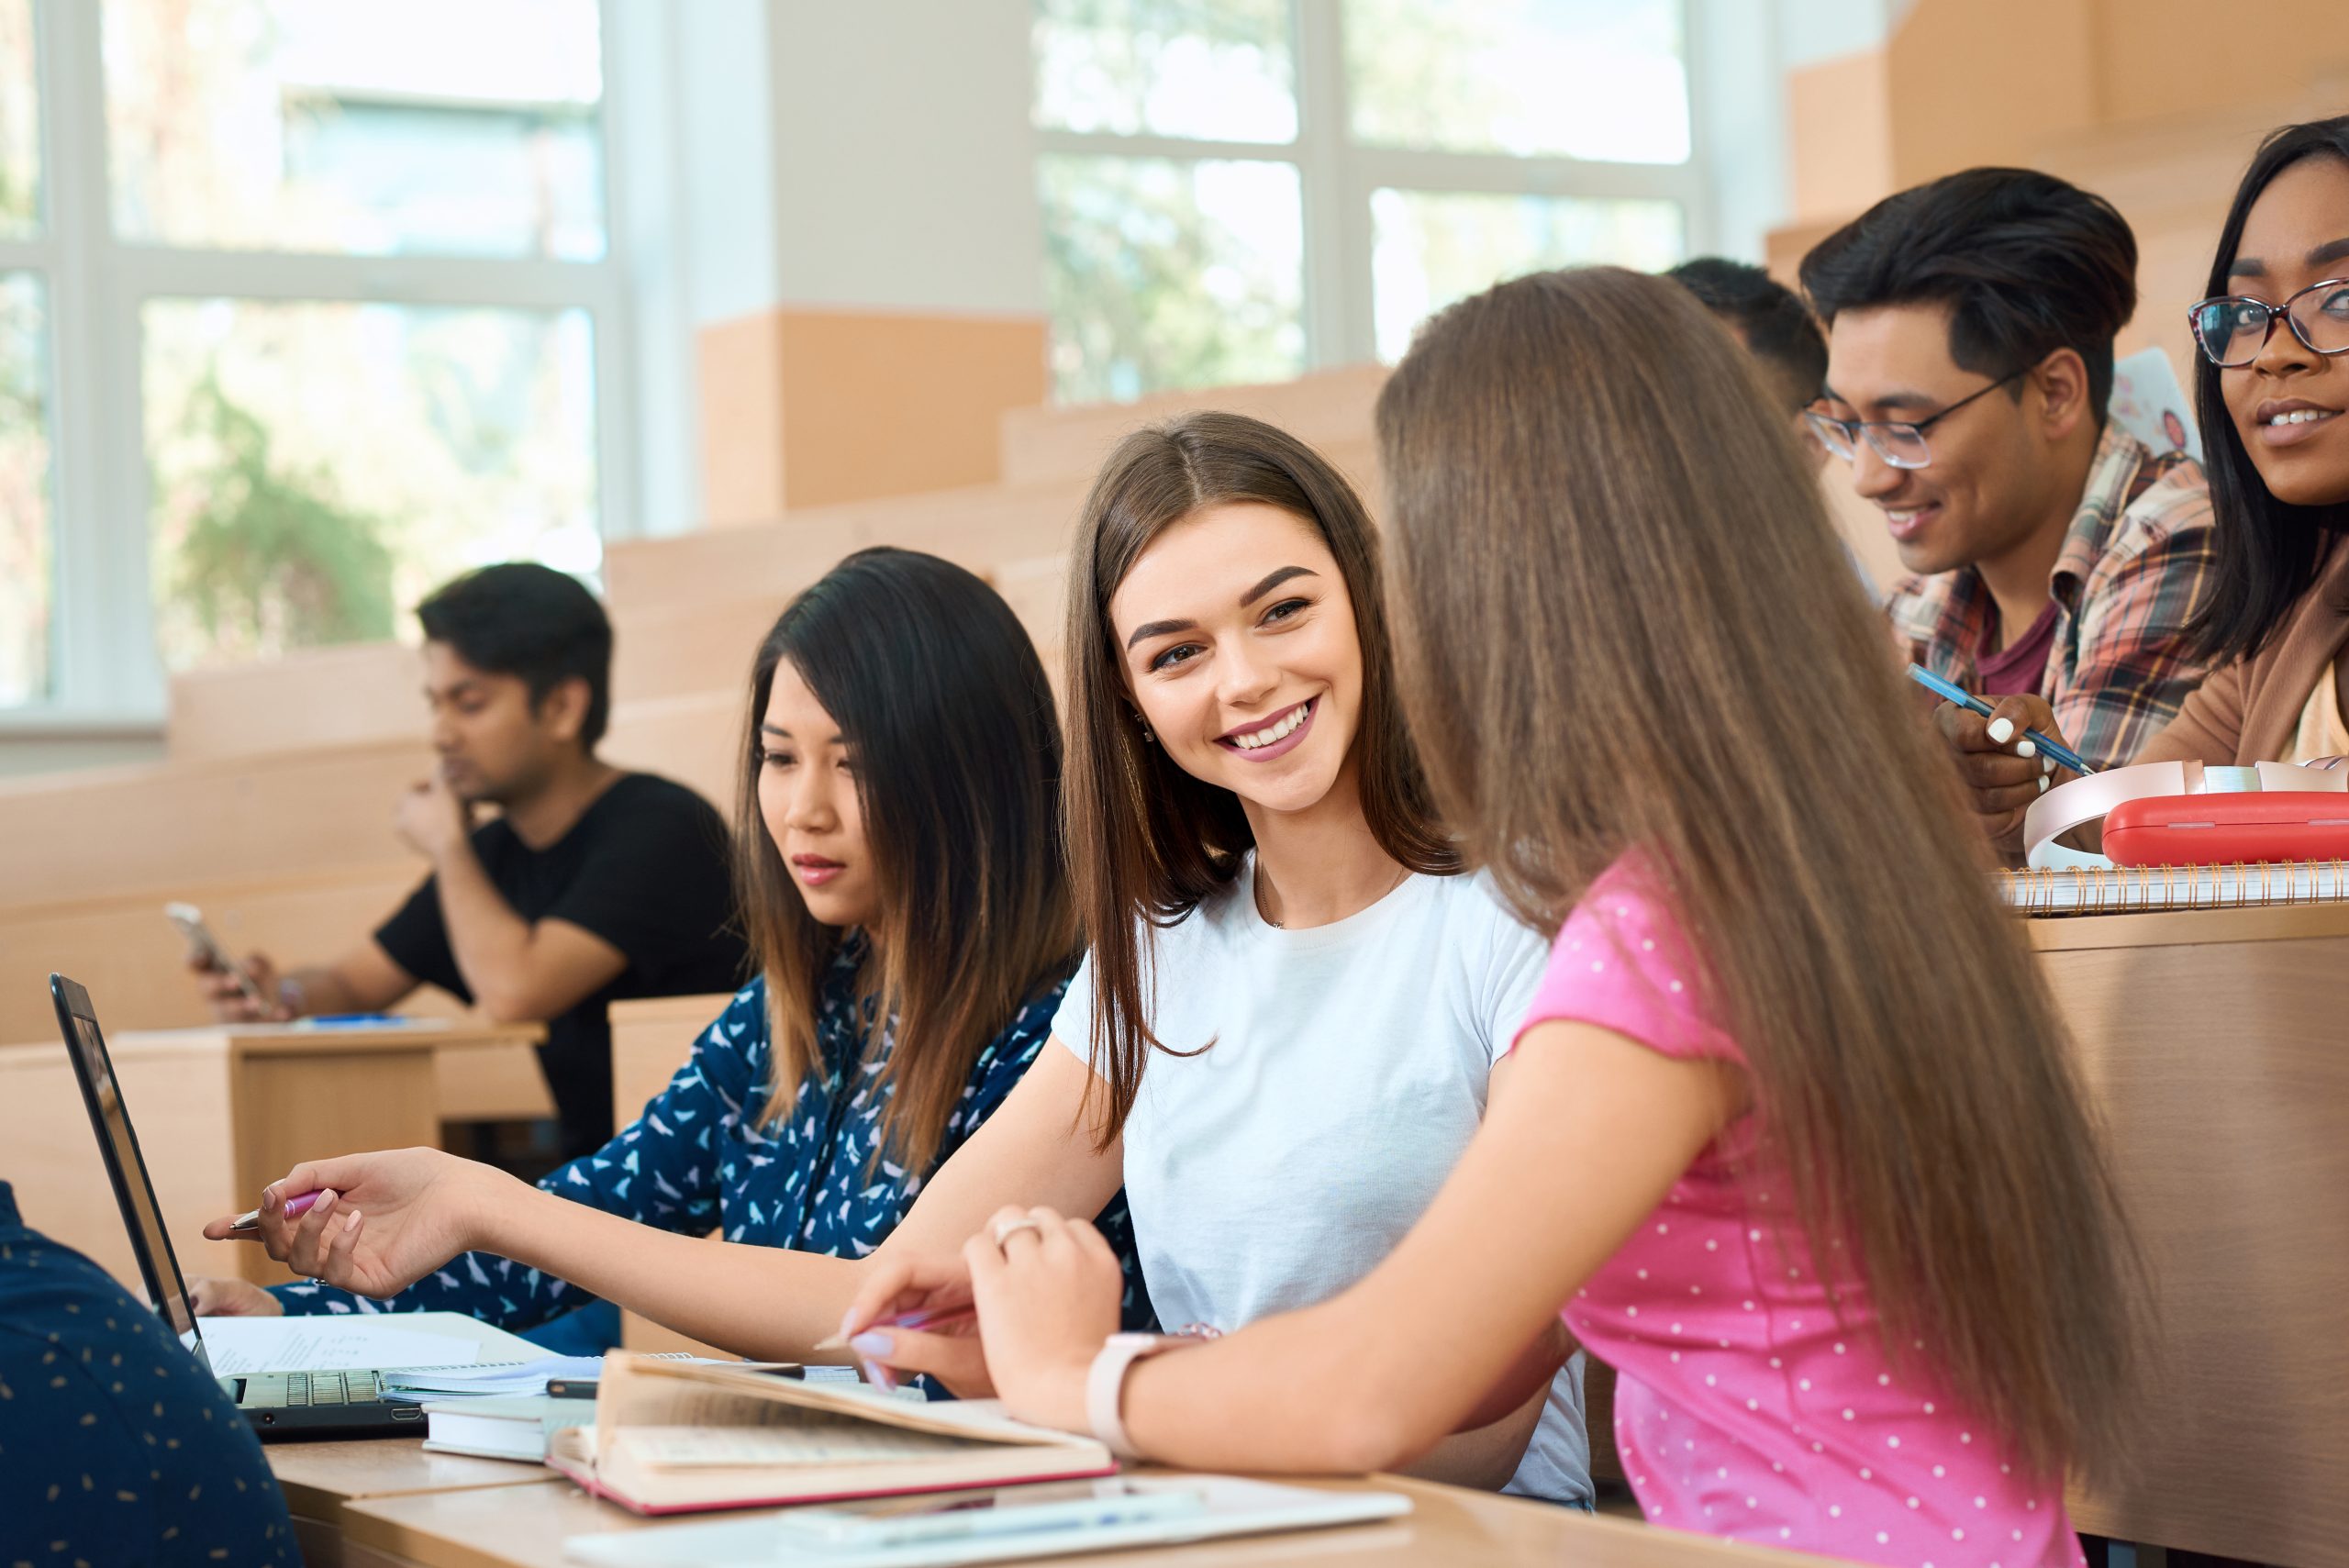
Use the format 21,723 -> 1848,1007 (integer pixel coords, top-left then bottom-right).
1907,667 -> 2087,863
1906,665 -> 2096,776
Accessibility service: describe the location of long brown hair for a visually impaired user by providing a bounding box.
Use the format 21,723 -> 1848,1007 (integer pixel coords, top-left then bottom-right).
1375,268 -> 2142,1486
734,548 -> 1080,1171
1062,411 -> 1455,1141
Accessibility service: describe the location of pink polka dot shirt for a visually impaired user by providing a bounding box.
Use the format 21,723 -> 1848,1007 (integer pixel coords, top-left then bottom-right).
1520,862 -> 2083,1568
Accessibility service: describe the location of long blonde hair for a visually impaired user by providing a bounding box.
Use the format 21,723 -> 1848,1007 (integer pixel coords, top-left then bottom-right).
1376,266 -> 2142,1485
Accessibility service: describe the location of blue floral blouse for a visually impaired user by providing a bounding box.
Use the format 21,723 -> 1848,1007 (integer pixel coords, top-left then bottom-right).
274,950 -> 1149,1333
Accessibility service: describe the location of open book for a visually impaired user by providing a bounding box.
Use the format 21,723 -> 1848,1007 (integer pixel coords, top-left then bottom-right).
544,1352 -> 1117,1515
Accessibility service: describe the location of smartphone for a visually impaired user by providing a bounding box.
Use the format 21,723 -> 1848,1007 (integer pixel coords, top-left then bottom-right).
163,902 -> 272,1012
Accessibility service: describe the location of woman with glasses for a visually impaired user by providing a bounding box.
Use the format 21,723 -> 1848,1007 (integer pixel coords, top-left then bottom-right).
1947,117 -> 2349,826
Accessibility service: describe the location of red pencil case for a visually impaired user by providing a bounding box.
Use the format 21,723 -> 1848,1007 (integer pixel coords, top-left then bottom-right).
2102,791 -> 2349,867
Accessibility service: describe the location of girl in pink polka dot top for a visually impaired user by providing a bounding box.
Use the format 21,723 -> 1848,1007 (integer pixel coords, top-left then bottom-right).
862,268 -> 2144,1568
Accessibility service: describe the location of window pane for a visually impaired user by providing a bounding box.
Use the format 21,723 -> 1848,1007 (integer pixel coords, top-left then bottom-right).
1041,155 -> 1305,404
1371,188 -> 1684,361
105,0 -> 606,259
0,273 -> 53,705
1033,0 -> 1296,143
1345,0 -> 1690,163
144,300 -> 599,671
0,0 -> 37,237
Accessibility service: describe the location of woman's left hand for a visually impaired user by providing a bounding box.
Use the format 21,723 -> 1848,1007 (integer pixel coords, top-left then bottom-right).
966,1206 -> 1124,1433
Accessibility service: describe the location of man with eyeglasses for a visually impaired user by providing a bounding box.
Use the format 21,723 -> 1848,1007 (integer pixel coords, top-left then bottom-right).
1800,167 -> 2217,778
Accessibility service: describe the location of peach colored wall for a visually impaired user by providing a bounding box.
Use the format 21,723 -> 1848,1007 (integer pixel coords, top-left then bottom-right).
1787,51 -> 1892,224
696,313 -> 790,528
2091,0 -> 2349,127
1883,0 -> 2099,188
695,306 -> 1048,523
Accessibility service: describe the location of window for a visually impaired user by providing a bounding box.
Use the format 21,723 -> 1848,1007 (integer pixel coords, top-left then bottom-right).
1039,153 -> 1305,403
1343,0 -> 1689,163
6,0 -> 631,719
102,0 -> 607,259
1032,0 -> 1704,400
0,272 -> 50,707
0,0 -> 50,706
0,0 -> 35,238
1369,189 -> 1684,361
143,300 -> 599,669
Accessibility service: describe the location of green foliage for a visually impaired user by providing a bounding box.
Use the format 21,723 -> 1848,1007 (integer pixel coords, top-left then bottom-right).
170,374 -> 397,657
1041,155 -> 1303,403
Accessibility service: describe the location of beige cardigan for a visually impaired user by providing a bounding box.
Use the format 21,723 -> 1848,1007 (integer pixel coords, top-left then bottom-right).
2138,536 -> 2349,766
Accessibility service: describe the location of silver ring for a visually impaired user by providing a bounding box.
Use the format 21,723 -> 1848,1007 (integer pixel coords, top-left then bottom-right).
991,1217 -> 1043,1247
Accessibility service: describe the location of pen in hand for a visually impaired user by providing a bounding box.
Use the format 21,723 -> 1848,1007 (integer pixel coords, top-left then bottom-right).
1905,664 -> 2097,777
227,1189 -> 322,1235
811,1305 -> 975,1352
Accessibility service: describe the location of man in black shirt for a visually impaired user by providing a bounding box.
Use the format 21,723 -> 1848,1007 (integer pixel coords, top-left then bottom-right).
192,564 -> 746,1162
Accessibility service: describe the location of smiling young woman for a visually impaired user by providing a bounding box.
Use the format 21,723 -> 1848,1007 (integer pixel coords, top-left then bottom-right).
1943,117 -> 2349,819
843,412 -> 1598,1507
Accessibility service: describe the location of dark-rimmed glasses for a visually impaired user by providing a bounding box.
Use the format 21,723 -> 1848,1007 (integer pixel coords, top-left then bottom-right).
1802,369 -> 2026,472
2188,278 -> 2349,367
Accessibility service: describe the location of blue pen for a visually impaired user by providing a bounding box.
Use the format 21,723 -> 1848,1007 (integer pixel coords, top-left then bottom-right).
1905,664 -> 2097,776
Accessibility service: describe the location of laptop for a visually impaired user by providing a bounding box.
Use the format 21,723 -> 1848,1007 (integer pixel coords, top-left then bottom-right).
50,972 -> 427,1440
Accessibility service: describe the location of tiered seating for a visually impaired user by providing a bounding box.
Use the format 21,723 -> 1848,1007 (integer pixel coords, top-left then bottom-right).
0,359 -> 1896,1072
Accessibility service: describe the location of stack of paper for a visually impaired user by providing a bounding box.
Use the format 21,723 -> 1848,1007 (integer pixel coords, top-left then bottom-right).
198,1315 -> 489,1377
384,1354 -> 605,1402
422,1394 -> 596,1462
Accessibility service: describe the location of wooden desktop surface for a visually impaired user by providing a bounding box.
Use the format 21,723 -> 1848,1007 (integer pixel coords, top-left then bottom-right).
338,1472 -> 1850,1568
2029,904 -> 2349,1566
257,1315 -> 554,1566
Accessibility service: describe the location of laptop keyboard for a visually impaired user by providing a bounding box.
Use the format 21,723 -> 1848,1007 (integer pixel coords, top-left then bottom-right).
280,1371 -> 384,1407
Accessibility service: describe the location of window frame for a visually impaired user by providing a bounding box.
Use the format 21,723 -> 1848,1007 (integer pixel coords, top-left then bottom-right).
1031,0 -> 1717,388
0,0 -> 640,726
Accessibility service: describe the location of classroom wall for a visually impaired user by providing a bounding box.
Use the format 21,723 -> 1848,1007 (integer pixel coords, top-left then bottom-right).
629,0 -> 1052,524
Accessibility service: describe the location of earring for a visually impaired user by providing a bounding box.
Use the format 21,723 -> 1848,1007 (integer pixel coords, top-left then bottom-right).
1134,713 -> 1155,744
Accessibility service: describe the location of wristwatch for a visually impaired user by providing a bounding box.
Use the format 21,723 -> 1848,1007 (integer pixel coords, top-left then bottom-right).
1085,1332 -> 1183,1460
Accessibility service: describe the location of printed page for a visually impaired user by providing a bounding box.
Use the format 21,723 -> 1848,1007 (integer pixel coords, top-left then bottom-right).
618,1420 -> 981,1469
200,1317 -> 485,1376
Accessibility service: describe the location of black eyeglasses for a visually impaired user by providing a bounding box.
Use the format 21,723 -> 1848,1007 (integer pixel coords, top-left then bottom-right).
2188,278 -> 2349,367
1803,369 -> 2026,472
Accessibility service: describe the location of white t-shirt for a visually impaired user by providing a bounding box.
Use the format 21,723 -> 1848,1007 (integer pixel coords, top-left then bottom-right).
1054,859 -> 1591,1507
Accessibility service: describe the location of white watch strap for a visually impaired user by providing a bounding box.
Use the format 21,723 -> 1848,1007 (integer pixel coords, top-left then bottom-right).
1085,1334 -> 1170,1460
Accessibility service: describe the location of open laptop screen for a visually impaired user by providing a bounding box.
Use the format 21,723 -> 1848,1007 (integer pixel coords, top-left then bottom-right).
52,979 -> 207,1366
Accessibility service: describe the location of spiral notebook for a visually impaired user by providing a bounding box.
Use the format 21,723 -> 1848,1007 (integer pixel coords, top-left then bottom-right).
1999,860 -> 2349,916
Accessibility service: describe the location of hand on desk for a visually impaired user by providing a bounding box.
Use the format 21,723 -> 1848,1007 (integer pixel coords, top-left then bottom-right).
200,1148 -> 507,1299
188,1275 -> 284,1316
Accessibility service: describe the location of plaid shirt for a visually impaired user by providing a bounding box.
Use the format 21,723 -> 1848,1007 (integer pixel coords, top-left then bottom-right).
1886,423 -> 2218,772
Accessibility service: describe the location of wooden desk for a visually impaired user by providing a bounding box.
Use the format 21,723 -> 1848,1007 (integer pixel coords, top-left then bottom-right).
272,1439 -> 559,1568
257,1316 -> 555,1567
0,1018 -> 542,1292
2031,905 -> 2349,1566
339,1472 -> 1847,1568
